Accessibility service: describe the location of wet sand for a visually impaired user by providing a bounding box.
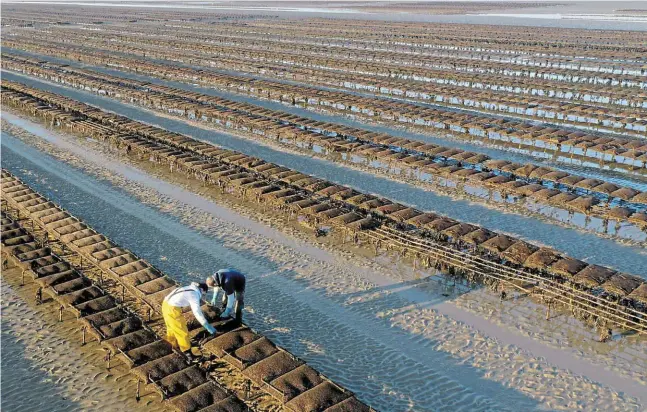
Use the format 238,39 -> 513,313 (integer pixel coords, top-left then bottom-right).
2,117 -> 646,411
0,266 -> 167,412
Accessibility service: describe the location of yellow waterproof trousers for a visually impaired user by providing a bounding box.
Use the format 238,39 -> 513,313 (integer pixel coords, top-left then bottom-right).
162,300 -> 191,352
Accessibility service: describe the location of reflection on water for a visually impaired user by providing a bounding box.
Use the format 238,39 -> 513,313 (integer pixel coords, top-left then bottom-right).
5,49 -> 647,192
2,139 -> 523,411
2,72 -> 647,274
1,294 -> 81,412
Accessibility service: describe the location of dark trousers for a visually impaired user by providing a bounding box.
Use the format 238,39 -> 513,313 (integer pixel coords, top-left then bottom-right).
222,290 -> 245,323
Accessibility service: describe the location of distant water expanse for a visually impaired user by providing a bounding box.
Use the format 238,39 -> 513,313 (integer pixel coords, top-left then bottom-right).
4,1 -> 647,30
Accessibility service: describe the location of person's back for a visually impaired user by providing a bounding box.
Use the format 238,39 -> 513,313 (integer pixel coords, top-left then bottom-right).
219,269 -> 246,295
162,282 -> 216,360
207,268 -> 246,322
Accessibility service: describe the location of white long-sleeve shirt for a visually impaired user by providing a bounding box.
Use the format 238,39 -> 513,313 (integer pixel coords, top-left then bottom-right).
163,284 -> 209,328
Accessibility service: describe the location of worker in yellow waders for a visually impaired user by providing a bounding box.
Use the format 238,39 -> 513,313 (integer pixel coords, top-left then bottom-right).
162,282 -> 216,362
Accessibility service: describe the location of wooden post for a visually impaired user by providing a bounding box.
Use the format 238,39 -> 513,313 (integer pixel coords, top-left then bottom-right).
36,287 -> 43,305
136,379 -> 141,402
21,269 -> 26,286
59,305 -> 64,322
81,326 -> 86,345
105,351 -> 111,369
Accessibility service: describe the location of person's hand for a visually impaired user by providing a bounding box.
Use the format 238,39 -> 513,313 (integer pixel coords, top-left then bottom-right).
205,323 -> 217,335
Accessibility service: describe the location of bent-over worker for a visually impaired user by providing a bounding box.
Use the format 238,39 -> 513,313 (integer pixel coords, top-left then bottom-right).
162,282 -> 216,359
207,268 -> 246,322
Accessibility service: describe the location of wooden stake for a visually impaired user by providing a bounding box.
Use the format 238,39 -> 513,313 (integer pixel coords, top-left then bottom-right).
81,326 -> 86,345
59,305 -> 64,322
35,287 -> 43,305
136,379 -> 141,402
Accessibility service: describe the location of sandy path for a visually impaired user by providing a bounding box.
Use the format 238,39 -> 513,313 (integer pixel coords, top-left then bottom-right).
3,71 -> 646,276
3,115 -> 646,410
0,267 -> 167,412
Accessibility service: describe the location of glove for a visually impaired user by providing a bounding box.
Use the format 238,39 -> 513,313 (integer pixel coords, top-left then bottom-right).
204,323 -> 217,335
220,309 -> 232,319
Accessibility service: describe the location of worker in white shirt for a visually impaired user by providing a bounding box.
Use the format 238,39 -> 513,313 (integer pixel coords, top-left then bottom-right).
162,282 -> 216,360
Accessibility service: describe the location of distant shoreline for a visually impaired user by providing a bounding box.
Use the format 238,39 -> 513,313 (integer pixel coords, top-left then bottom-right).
2,1 -> 647,30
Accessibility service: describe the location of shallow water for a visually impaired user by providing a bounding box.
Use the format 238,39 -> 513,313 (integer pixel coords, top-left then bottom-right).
1,287 -> 83,412
3,71 -> 646,276
2,135 -> 523,411
4,128 -> 646,409
6,49 -> 645,191
4,1 -> 647,30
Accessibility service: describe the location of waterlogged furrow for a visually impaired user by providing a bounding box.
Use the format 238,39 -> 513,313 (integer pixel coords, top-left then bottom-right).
22,27 -> 647,134
1,138 -> 505,411
5,39 -> 645,175
4,70 -> 646,275
5,56 -> 646,244
3,127 -> 644,410
5,48 -> 646,191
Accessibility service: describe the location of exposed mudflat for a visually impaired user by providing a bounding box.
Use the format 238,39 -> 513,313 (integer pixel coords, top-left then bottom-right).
3,117 -> 647,411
